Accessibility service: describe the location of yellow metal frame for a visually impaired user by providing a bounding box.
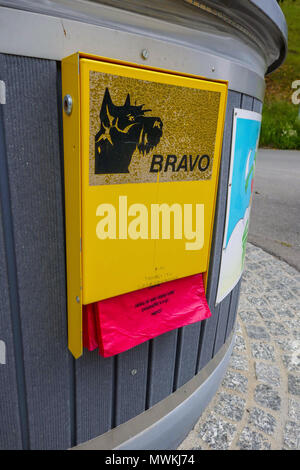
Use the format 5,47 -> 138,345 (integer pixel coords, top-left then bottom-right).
62,52 -> 227,358
62,54 -> 82,358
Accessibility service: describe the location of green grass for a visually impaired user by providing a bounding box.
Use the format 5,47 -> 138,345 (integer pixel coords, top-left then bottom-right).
261,0 -> 300,149
260,101 -> 300,149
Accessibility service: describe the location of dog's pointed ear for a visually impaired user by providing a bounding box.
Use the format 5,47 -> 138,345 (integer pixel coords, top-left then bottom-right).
100,88 -> 114,125
124,93 -> 130,107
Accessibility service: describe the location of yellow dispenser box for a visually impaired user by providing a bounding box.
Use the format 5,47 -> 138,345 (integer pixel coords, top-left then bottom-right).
62,53 -> 227,358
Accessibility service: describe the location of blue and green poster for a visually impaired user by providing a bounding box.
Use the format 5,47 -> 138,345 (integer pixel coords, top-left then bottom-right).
216,109 -> 262,304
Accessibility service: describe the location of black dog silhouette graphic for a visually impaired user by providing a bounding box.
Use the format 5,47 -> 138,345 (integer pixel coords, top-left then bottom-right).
95,88 -> 163,174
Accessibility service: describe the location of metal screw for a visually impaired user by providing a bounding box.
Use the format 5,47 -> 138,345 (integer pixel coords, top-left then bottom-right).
63,94 -> 73,115
76,296 -> 80,303
131,369 -> 137,376
141,49 -> 149,60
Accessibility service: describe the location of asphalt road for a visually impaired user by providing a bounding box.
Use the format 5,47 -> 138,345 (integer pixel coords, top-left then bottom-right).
248,149 -> 300,272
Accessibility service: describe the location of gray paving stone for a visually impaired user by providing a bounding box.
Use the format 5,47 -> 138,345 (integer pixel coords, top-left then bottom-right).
245,324 -> 270,341
252,278 -> 267,289
289,302 -> 300,313
250,342 -> 275,361
229,353 -> 248,371
283,421 -> 300,450
214,393 -> 245,422
247,296 -> 269,309
256,271 -> 273,280
264,320 -> 289,337
276,307 -> 295,319
287,318 -> 300,330
242,269 -> 253,281
275,337 -> 300,353
279,290 -> 296,302
197,413 -> 236,450
239,310 -> 260,323
288,374 -> 300,396
237,427 -> 271,450
290,286 -> 300,297
256,307 -> 276,320
292,330 -> 300,341
248,407 -> 276,435
254,384 -> 281,411
283,264 -> 299,276
264,294 -> 283,306
255,362 -> 281,387
233,335 -> 246,352
288,398 -> 300,422
257,260 -> 276,269
260,284 -> 275,294
240,267 -> 250,278
282,353 -> 300,372
222,370 -> 248,394
269,280 -> 289,291
287,279 -> 300,290
245,262 -> 261,271
240,284 -> 259,296
277,276 -> 295,288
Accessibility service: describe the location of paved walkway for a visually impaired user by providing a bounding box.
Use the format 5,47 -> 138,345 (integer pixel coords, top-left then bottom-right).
179,243 -> 300,450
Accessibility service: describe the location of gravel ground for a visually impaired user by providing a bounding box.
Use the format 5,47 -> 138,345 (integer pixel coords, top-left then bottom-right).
178,243 -> 300,450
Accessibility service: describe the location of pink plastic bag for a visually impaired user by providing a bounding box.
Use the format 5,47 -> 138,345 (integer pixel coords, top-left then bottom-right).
83,273 -> 211,357
82,303 -> 99,351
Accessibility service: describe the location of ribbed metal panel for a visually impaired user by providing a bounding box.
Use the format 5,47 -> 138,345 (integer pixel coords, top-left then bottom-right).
0,54 -> 262,449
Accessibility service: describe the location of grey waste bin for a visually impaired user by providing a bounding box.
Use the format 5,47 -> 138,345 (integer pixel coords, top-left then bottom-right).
0,0 -> 287,450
